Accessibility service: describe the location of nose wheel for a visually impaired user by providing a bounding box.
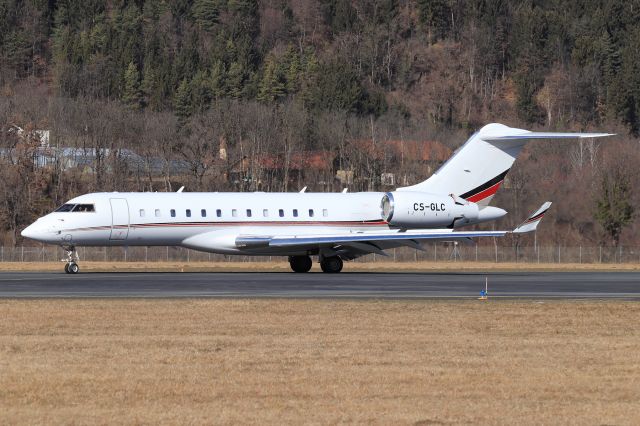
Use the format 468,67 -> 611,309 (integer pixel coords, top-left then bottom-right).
64,262 -> 80,274
62,246 -> 80,274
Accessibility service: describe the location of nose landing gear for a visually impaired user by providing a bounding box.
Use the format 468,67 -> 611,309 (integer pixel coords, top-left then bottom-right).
64,262 -> 79,274
62,246 -> 80,274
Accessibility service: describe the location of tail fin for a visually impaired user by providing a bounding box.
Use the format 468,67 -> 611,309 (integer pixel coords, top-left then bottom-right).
513,202 -> 552,233
397,123 -> 613,206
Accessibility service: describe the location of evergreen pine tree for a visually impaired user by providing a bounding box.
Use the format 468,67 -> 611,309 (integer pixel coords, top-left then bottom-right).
122,61 -> 142,109
174,78 -> 193,126
417,0 -> 450,42
303,49 -> 319,77
609,29 -> 640,134
209,60 -> 226,98
285,48 -> 301,93
193,0 -> 220,31
257,58 -> 285,102
226,61 -> 244,98
191,69 -> 212,112
601,31 -> 620,86
595,170 -> 635,246
142,61 -> 160,111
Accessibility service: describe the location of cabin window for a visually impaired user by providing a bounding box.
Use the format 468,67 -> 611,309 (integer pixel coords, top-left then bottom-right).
170,209 -> 176,217
293,209 -> 298,217
139,209 -> 145,217
323,209 -> 328,217
232,209 -> 238,217
216,209 -> 222,217
279,209 -> 284,217
155,209 -> 161,217
246,209 -> 252,217
263,209 -> 268,217
201,209 -> 206,217
309,209 -> 314,217
186,209 -> 191,218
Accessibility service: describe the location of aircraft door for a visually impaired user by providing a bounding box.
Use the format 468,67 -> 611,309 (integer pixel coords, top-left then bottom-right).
109,198 -> 130,240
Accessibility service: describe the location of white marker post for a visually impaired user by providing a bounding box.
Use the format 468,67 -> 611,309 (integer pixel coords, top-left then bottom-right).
479,277 -> 488,300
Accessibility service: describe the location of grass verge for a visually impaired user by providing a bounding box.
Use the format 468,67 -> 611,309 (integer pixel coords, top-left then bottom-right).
1,299 -> 639,424
0,260 -> 639,273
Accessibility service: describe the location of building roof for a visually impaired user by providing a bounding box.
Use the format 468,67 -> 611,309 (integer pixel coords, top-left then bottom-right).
351,139 -> 452,162
259,151 -> 335,171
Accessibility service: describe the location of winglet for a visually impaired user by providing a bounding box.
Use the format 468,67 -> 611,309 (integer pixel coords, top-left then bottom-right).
513,202 -> 552,233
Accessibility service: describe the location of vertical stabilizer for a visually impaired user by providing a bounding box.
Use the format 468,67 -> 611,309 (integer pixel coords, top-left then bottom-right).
397,123 -> 613,207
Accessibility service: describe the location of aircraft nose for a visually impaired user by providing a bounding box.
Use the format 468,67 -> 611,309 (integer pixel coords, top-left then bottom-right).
21,221 -> 54,242
21,223 -> 38,240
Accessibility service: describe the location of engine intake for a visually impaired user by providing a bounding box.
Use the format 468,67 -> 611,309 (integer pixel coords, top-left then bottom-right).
381,191 -> 480,228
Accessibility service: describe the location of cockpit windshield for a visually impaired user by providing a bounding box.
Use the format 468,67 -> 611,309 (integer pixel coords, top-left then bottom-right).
74,204 -> 95,212
55,204 -> 75,212
54,204 -> 95,213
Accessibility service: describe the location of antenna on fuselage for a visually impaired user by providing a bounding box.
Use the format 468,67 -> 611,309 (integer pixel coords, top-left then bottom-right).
299,186 -> 307,193
177,186 -> 185,193
342,188 -> 348,193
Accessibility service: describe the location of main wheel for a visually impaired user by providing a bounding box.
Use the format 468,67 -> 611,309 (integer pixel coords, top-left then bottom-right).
289,255 -> 312,273
64,263 -> 70,274
320,256 -> 343,273
68,262 -> 80,274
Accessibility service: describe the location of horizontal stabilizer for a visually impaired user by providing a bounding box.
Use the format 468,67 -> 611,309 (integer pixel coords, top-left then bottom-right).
482,132 -> 614,142
513,202 -> 552,233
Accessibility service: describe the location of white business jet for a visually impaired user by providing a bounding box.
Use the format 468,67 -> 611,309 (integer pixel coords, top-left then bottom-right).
21,123 -> 612,274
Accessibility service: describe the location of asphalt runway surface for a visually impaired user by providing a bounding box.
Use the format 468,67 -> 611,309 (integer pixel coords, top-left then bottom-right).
0,271 -> 638,299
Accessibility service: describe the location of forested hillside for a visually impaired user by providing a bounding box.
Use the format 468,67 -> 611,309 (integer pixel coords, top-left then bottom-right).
1,0 -> 639,247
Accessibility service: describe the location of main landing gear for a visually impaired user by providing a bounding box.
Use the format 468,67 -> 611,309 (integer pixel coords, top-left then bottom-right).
63,246 -> 80,274
287,255 -> 344,273
289,255 -> 313,273
320,256 -> 343,273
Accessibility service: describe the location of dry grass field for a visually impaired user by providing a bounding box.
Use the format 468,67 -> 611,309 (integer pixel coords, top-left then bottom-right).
0,260 -> 639,273
1,300 -> 640,425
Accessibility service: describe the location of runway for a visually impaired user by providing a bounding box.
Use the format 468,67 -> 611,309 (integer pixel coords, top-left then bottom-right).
0,271 -> 638,299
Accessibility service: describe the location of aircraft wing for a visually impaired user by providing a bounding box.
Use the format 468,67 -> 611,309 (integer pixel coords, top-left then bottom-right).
235,229 -> 507,260
234,202 -> 553,259
263,229 -> 506,247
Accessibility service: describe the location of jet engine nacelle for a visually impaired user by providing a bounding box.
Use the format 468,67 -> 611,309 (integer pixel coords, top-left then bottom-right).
381,191 -> 480,228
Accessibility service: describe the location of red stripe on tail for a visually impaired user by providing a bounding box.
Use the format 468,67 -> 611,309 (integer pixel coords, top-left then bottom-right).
466,181 -> 503,203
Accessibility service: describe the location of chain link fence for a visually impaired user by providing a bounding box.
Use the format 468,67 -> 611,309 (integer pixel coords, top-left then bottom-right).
3,244 -> 639,264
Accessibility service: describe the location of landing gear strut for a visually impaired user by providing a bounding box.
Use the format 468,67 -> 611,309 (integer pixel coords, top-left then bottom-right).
289,255 -> 312,273
320,256 -> 343,273
63,246 -> 80,274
